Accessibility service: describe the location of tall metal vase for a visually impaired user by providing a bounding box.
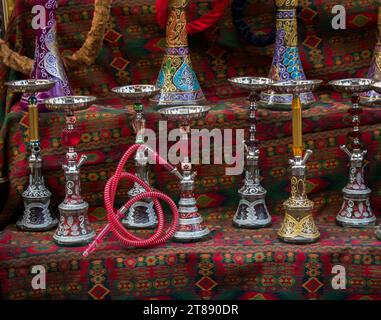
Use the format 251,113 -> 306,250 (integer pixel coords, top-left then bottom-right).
261,0 -> 315,110
153,0 -> 206,106
21,0 -> 72,112
361,7 -> 381,107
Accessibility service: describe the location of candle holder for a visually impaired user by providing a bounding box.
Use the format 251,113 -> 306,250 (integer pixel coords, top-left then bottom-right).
329,79 -> 376,228
228,77 -> 273,228
159,106 -> 211,242
271,80 -> 322,243
44,96 -> 96,246
260,0 -> 315,110
5,79 -> 58,231
112,85 -> 160,229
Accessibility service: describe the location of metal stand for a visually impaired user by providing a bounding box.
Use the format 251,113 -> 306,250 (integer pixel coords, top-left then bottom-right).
45,96 -> 96,246
112,85 -> 160,229
330,79 -> 376,228
228,77 -> 272,228
271,80 -> 322,243
159,106 -> 211,242
5,80 -> 58,231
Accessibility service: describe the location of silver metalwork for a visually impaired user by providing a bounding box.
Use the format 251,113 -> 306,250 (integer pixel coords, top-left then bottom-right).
5,79 -> 58,231
271,80 -> 322,243
45,95 -> 96,246
330,79 -> 376,228
228,77 -> 272,228
112,85 -> 161,229
159,106 -> 211,242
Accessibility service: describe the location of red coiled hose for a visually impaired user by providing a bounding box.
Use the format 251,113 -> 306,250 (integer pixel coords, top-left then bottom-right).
83,144 -> 179,257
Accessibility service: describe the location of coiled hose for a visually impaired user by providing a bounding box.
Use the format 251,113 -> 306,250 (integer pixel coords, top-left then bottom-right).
83,144 -> 179,257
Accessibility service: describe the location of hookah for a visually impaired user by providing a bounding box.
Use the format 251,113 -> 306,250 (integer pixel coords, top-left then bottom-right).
330,79 -> 376,228
271,80 -> 322,243
361,7 -> 381,107
371,81 -> 381,239
153,0 -> 207,106
112,85 -> 160,229
228,77 -> 273,228
21,0 -> 72,112
159,106 -> 211,242
5,79 -> 58,231
261,0 -> 315,110
44,96 -> 96,245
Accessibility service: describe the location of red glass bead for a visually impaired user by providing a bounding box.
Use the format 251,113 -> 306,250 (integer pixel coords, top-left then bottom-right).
62,127 -> 81,147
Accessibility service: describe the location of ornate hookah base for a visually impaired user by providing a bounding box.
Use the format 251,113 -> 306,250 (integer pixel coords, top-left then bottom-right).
233,186 -> 271,229
53,201 -> 95,246
122,182 -> 158,229
336,188 -> 376,227
278,200 -> 320,244
173,195 -> 210,243
17,190 -> 58,231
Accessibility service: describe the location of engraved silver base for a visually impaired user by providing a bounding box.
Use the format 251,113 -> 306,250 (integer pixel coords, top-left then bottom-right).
18,186 -> 58,232
122,182 -> 158,229
53,202 -> 95,246
233,188 -> 272,229
336,189 -> 376,227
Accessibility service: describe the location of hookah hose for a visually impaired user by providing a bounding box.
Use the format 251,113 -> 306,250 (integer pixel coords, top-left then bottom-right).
83,144 -> 179,257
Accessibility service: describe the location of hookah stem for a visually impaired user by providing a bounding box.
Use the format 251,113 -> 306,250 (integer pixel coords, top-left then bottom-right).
28,95 -> 39,143
82,144 -> 180,257
292,94 -> 303,157
351,94 -> 362,149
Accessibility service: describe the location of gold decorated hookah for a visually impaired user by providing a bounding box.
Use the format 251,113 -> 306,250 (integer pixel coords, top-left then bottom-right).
112,85 -> 161,229
261,0 -> 315,110
361,7 -> 381,107
159,106 -> 211,242
330,79 -> 376,228
271,80 -> 322,243
228,77 -> 273,228
44,96 -> 96,246
153,0 -> 207,106
5,79 -> 58,231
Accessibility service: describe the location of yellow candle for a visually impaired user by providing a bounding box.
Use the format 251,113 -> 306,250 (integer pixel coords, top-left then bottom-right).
292,95 -> 303,157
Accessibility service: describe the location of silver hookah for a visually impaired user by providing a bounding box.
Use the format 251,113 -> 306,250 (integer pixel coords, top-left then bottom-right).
5,79 -> 58,231
112,85 -> 160,229
228,77 -> 272,228
369,81 -> 381,239
159,106 -> 211,242
44,96 -> 96,246
330,79 -> 376,228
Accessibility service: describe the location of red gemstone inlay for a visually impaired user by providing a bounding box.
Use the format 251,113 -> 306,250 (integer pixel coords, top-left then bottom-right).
62,127 -> 81,147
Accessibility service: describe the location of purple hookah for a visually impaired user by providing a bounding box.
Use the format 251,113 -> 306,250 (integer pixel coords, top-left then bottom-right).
20,0 -> 72,112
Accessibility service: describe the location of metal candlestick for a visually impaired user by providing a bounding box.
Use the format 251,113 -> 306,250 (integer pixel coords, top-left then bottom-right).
228,77 -> 272,228
261,0 -> 315,110
112,85 -> 160,229
5,79 -> 58,231
159,106 -> 211,242
329,79 -> 376,228
45,96 -> 96,246
271,80 -> 322,243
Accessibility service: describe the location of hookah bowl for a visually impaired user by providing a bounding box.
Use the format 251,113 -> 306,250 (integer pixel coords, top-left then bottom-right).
5,79 -> 58,231
260,0 -> 315,110
159,105 -> 211,242
329,79 -> 376,228
271,80 -> 322,243
112,84 -> 160,229
228,77 -> 273,228
44,96 -> 96,246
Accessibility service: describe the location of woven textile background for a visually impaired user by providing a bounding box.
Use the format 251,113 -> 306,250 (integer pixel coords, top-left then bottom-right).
0,0 -> 381,300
